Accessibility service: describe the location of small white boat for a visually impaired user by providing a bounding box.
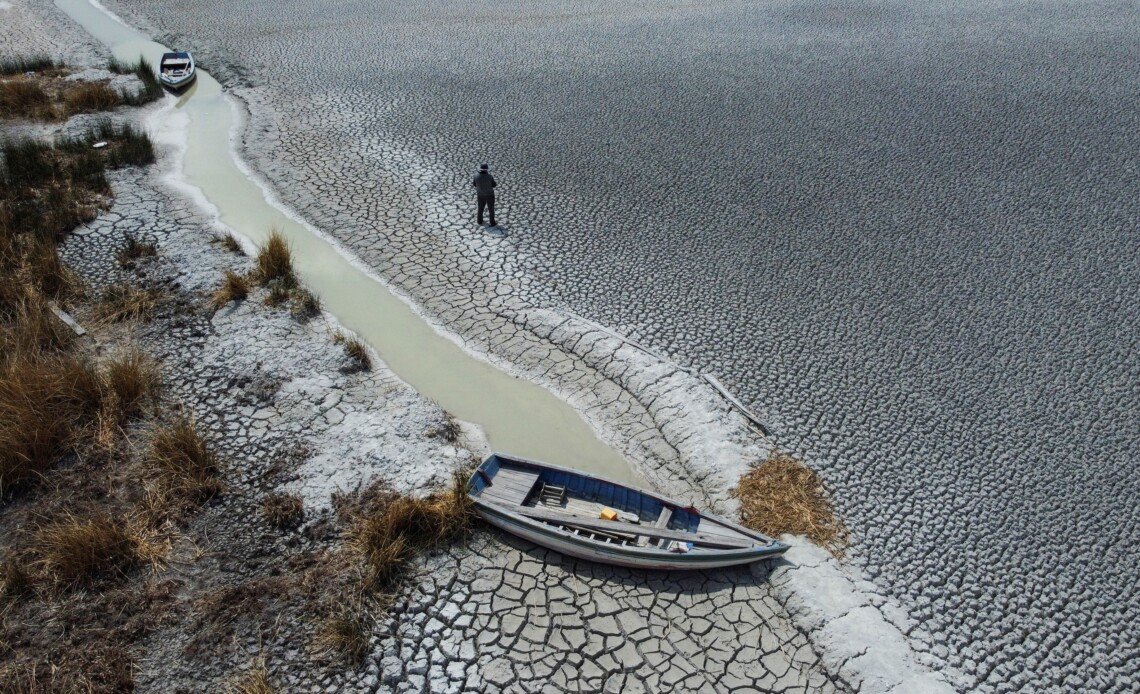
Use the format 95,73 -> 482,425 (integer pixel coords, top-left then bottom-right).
469,453 -> 788,570
158,51 -> 195,90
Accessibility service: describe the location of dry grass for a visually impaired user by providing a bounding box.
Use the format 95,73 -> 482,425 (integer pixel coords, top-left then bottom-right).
30,511 -> 140,589
103,347 -> 161,420
147,415 -> 222,504
315,598 -> 370,666
731,451 -> 850,558
224,661 -> 275,694
0,78 -> 50,119
63,81 -> 121,114
263,280 -> 291,307
289,287 -> 321,321
253,229 -> 295,288
0,55 -> 61,75
333,332 -> 371,371
116,234 -> 157,265
0,555 -> 31,599
262,492 -> 304,530
212,269 -> 250,310
94,283 -> 158,322
0,351 -> 103,496
212,232 -> 245,255
346,468 -> 474,589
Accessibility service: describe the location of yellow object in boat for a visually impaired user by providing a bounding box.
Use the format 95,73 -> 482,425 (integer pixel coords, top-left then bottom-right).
599,508 -> 618,521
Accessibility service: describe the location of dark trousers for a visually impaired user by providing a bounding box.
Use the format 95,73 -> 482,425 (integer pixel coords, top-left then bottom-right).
477,195 -> 496,225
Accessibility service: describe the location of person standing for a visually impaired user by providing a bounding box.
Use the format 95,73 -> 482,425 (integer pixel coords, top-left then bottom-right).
472,163 -> 497,226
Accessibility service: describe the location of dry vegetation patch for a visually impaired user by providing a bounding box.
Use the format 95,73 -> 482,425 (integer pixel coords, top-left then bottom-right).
30,511 -> 141,589
0,56 -> 161,122
146,415 -> 223,506
262,492 -> 304,530
343,469 -> 474,590
224,661 -> 276,694
332,331 -> 371,371
253,229 -> 296,288
212,269 -> 251,310
94,282 -> 159,322
731,451 -> 850,557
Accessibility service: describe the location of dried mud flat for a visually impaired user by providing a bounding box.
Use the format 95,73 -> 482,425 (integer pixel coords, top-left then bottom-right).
89,0 -> 1139,691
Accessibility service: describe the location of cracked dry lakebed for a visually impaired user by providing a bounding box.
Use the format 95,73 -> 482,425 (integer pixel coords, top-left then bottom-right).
3,0 -> 1138,692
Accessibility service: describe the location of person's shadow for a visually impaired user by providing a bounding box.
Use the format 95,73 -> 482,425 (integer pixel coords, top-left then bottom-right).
485,224 -> 509,238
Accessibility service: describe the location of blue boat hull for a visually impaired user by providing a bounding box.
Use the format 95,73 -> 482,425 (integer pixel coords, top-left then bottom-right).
469,453 -> 787,570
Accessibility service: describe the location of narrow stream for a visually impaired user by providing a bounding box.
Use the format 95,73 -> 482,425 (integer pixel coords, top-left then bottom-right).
54,0 -> 643,484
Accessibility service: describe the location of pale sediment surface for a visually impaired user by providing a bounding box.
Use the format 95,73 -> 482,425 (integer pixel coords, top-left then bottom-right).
81,0 -> 1140,691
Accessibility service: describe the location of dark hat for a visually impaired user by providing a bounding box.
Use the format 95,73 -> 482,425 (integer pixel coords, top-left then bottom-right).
480,163 -> 489,170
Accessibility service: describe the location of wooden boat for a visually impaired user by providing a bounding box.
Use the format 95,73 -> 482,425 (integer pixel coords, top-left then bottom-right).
468,453 -> 788,570
158,51 -> 196,90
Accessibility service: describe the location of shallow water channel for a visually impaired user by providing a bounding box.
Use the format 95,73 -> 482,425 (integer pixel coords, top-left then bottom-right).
54,0 -> 643,484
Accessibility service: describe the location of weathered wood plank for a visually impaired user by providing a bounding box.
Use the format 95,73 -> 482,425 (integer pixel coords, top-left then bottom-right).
500,504 -> 756,550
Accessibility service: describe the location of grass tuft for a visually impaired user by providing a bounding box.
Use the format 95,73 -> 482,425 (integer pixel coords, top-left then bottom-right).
315,598 -> 370,666
333,332 -> 371,371
212,232 -> 245,255
31,511 -> 140,588
225,661 -> 275,694
346,468 -> 474,590
263,279 -> 291,307
731,451 -> 850,558
0,351 -> 103,496
0,555 -> 31,599
147,415 -> 222,503
211,269 -> 250,310
95,283 -> 158,322
116,234 -> 158,265
103,347 -> 161,420
290,287 -> 321,321
262,492 -> 304,530
253,229 -> 296,288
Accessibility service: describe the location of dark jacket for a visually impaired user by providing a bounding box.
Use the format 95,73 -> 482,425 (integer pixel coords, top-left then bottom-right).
473,172 -> 497,197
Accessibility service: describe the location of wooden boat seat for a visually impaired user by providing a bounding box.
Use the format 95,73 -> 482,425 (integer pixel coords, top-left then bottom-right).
539,482 -> 566,506
653,506 -> 673,548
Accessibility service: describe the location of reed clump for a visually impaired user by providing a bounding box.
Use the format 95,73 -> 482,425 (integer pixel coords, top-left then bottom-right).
0,350 -> 104,495
346,468 -> 474,590
0,78 -> 51,119
731,451 -> 850,558
63,81 -> 121,114
0,55 -> 61,75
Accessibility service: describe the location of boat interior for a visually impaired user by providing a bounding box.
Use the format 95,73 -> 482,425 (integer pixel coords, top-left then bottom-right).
471,456 -> 764,551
